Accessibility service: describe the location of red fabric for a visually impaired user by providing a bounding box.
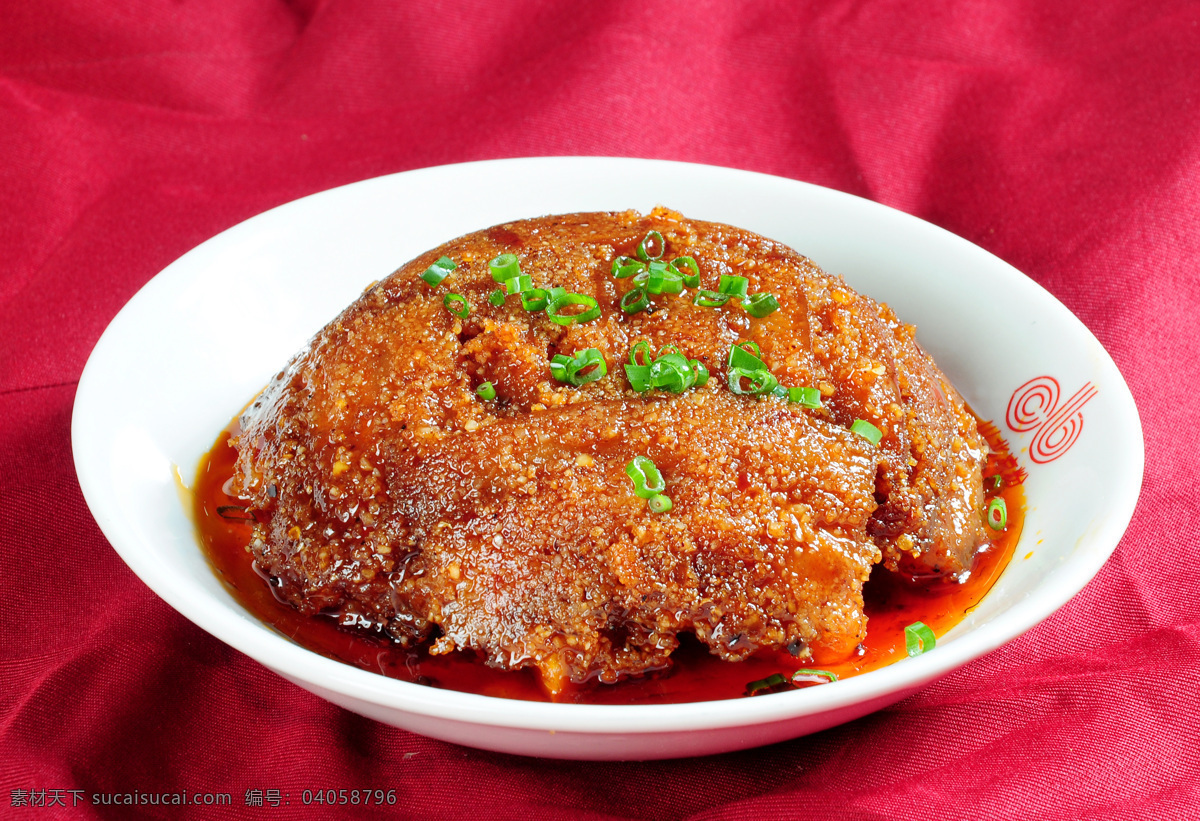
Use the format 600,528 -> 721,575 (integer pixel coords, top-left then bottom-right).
3,1 -> 1197,818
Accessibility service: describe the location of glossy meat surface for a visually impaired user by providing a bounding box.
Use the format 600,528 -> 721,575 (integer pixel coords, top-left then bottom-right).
231,208 -> 989,692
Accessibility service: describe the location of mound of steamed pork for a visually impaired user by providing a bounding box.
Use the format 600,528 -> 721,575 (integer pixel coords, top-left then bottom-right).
231,207 -> 990,694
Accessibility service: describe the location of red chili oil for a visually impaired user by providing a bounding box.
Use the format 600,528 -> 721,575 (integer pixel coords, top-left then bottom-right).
193,420 -> 1023,704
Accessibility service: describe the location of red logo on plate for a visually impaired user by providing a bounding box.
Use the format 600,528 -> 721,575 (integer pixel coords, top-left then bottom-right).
1006,377 -> 1098,464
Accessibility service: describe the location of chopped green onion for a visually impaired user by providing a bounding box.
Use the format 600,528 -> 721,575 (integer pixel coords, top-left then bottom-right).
521,288 -> 549,311
550,349 -> 607,387
623,343 -> 708,394
443,293 -> 469,319
648,494 -> 673,513
625,364 -> 652,392
489,253 -> 520,283
987,474 -> 1003,491
742,292 -> 780,318
650,353 -> 694,393
612,256 -> 646,279
748,668 -> 838,693
476,381 -> 496,400
646,262 -> 684,295
850,419 -> 883,446
771,384 -> 788,399
565,348 -> 607,386
726,342 -> 781,396
625,456 -> 665,499
987,497 -> 1008,530
636,230 -> 664,261
904,622 -> 936,657
505,274 -> 533,295
620,286 -> 650,314
670,256 -> 700,288
549,354 -> 572,382
718,274 -> 749,299
546,292 -> 601,325
745,673 -> 790,695
488,289 -> 506,307
653,352 -> 692,375
650,368 -> 686,394
728,367 -> 779,396
693,290 -> 732,308
788,386 -> 822,408
727,340 -> 766,372
419,256 -> 456,286
628,340 -> 654,367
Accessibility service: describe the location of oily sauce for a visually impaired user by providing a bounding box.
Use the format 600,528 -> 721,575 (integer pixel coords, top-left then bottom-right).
194,421 -> 1023,704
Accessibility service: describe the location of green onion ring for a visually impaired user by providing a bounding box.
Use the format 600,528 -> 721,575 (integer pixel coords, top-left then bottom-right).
788,386 -> 822,408
636,230 -> 665,261
987,497 -> 1008,530
546,292 -> 601,325
625,456 -> 666,499
650,366 -> 686,394
620,287 -> 650,314
488,289 -> 505,307
728,367 -> 778,396
693,290 -> 732,308
691,360 -> 709,387
650,353 -> 694,393
718,274 -> 749,299
419,256 -> 456,286
904,622 -> 936,657
476,382 -> 496,401
489,253 -> 520,283
647,494 -> 673,514
745,673 -> 790,695
670,256 -> 700,287
647,270 -> 684,295
624,364 -> 652,392
505,274 -> 533,296
850,419 -> 883,446
443,293 -> 469,319
653,352 -> 692,372
565,348 -> 607,386
628,340 -> 654,368
644,260 -> 681,295
791,669 -> 838,685
611,256 -> 646,279
742,292 -> 781,318
549,354 -> 573,382
728,341 -> 766,372
521,288 -> 549,312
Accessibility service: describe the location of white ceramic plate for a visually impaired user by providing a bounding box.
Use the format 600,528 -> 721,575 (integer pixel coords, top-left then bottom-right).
72,158 -> 1143,760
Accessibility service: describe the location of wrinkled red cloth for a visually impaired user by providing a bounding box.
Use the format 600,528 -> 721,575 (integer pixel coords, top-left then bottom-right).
2,1 -> 1197,818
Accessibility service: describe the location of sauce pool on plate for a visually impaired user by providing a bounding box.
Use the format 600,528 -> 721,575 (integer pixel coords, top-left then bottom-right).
193,418 -> 1023,704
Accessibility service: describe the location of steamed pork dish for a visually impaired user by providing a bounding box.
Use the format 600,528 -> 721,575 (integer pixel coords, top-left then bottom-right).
230,207 -> 990,694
